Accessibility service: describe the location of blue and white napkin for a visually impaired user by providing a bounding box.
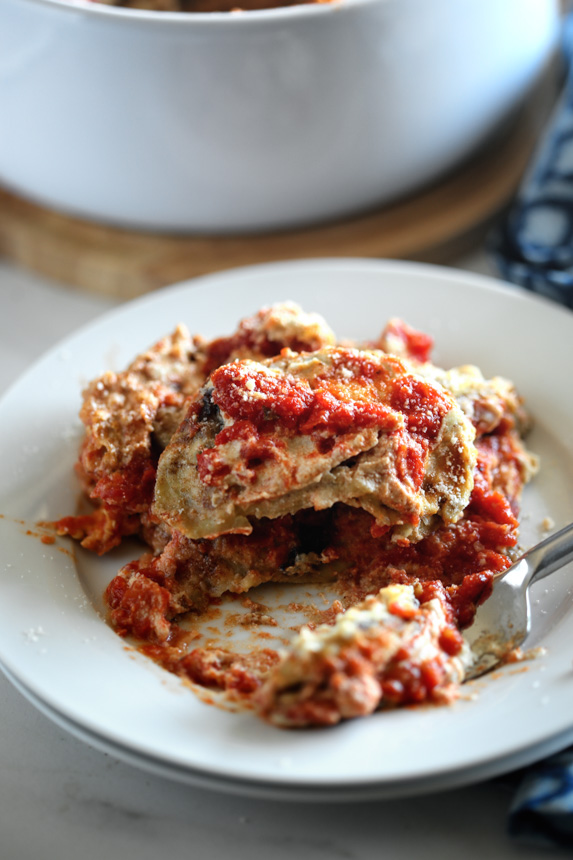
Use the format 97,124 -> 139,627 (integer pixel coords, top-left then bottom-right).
507,750 -> 573,848
490,15 -> 573,309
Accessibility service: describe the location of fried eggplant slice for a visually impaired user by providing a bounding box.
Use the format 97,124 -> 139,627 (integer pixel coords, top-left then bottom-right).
154,347 -> 477,540
197,301 -> 335,376
55,325 -> 202,553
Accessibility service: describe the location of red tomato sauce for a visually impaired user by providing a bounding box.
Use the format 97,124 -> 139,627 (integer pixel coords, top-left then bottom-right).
209,355 -> 452,439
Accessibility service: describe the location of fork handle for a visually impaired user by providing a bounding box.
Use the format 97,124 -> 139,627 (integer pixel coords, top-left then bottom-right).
523,522 -> 573,587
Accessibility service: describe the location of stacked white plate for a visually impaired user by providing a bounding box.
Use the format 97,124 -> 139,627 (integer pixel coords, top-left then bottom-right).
1,260 -> 572,800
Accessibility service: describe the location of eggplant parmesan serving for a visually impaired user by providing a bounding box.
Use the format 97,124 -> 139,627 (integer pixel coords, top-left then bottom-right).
56,302 -> 538,727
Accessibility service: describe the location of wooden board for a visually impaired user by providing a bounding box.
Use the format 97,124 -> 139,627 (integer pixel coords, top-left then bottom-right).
0,84 -> 553,300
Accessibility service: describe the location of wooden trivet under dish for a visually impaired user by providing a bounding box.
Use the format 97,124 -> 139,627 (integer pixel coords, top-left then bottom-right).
0,94 -> 548,301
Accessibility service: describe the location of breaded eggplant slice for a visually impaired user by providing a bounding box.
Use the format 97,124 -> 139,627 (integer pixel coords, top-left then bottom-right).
198,301 -> 335,376
55,325 -> 203,553
154,347 -> 476,540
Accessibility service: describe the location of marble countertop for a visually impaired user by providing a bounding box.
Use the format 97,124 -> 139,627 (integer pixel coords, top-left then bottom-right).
0,256 -> 558,860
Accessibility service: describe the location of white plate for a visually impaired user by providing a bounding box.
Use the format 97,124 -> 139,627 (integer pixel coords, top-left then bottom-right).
4,661 -> 573,803
1,258 -> 573,800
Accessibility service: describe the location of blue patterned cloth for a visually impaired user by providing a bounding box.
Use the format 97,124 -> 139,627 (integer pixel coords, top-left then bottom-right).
508,750 -> 573,848
490,15 -> 573,308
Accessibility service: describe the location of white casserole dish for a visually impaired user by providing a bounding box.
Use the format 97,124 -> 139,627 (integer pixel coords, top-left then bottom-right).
0,0 -> 560,232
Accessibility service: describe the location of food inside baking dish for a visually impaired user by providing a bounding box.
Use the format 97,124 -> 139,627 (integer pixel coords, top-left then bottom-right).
56,302 -> 537,727
91,0 -> 333,13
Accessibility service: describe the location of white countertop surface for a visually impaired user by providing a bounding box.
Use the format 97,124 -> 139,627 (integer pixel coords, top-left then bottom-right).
0,254 -> 560,860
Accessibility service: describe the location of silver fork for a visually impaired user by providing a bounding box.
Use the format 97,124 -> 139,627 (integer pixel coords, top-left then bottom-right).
464,522 -> 573,681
